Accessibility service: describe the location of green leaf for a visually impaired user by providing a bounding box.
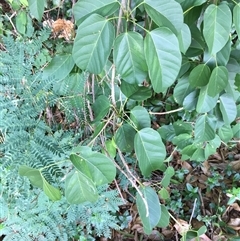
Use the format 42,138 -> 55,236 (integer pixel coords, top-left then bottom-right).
92,95 -> 110,122
144,0 -> 183,35
134,128 -> 166,176
157,205 -> 170,228
73,0 -> 119,25
235,74 -> 240,91
70,147 -> 116,185
28,0 -> 45,21
183,90 -> 198,111
233,123 -> 240,138
105,139 -> 116,158
43,54 -> 75,81
219,93 -> 237,125
42,179 -> 61,201
204,135 -> 221,159
177,23 -> 191,54
72,14 -> 115,74
113,32 -> 147,84
161,166 -> 175,188
16,11 -> 27,35
158,187 -> 170,200
218,125 -> 233,143
233,3 -> 240,39
130,106 -> 151,130
144,28 -> 181,93
203,4 -> 232,54
194,114 -> 216,143
65,171 -> 98,204
207,66 -> 228,97
115,124 -> 136,153
158,125 -> 176,142
174,75 -> 194,105
120,81 -> 152,101
19,165 -> 43,188
216,39 -> 231,66
136,186 -> 161,234
189,64 -> 211,87
196,85 -> 218,113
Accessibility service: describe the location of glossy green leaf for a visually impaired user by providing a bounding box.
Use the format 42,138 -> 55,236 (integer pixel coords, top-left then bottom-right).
185,25 -> 205,57
144,0 -> 183,35
70,146 -> 116,185
183,90 -> 198,111
203,4 -> 232,54
204,135 -> 221,159
216,39 -> 231,66
207,66 -> 228,97
92,95 -> 110,122
28,0 -> 45,21
120,81 -> 152,101
144,28 -> 181,93
105,139 -> 116,158
158,125 -> 176,142
115,124 -> 136,153
174,75 -> 195,105
194,114 -> 216,142
113,32 -> 147,84
161,166 -> 175,188
233,4 -> 240,38
134,128 -> 166,177
136,186 -> 161,234
157,205 -> 170,228
19,165 -> 43,188
219,94 -> 237,125
189,64 -> 211,87
43,54 -> 75,81
235,74 -> 240,92
42,179 -> 61,201
130,106 -> 151,130
177,23 -> 191,54
232,123 -> 240,138
72,14 -> 115,74
73,0 -> 119,25
196,86 -> 218,113
65,171 -> 98,204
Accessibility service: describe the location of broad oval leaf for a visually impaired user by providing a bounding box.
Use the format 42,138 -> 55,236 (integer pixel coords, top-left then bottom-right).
144,27 -> 181,93
233,4 -> 240,38
207,66 -> 228,97
42,179 -> 61,201
92,95 -> 110,122
43,54 -> 75,81
177,23 -> 191,54
189,64 -> 211,87
72,14 -> 115,74
120,81 -> 152,101
203,4 -> 232,55
130,106 -> 151,130
218,124 -> 233,143
157,205 -> 170,228
19,165 -> 43,188
113,32 -> 148,84
73,0 -> 119,25
194,114 -> 216,143
134,128 -> 166,177
136,186 -> 161,234
70,147 -> 116,186
219,93 -> 237,125
196,86 -> 218,113
174,75 -> 195,105
144,0 -> 183,35
29,0 -> 45,21
115,124 -> 136,153
65,171 -> 98,204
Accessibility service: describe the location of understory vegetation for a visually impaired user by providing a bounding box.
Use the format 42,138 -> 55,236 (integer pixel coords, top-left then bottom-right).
0,0 -> 240,240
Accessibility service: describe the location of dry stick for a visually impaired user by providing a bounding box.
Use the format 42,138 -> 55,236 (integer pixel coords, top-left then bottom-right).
111,64 -> 116,107
189,198 -> 197,225
198,188 -> 206,216
149,107 -> 184,116
117,148 -> 149,217
116,0 -> 126,35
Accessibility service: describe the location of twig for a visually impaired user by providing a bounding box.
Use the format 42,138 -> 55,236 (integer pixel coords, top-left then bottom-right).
198,188 -> 206,216
117,148 -> 149,217
149,107 -> 184,115
111,64 -> 116,107
117,0 -> 126,35
189,198 -> 197,225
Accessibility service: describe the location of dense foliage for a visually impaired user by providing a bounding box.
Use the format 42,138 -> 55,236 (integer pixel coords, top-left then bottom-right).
0,0 -> 240,240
